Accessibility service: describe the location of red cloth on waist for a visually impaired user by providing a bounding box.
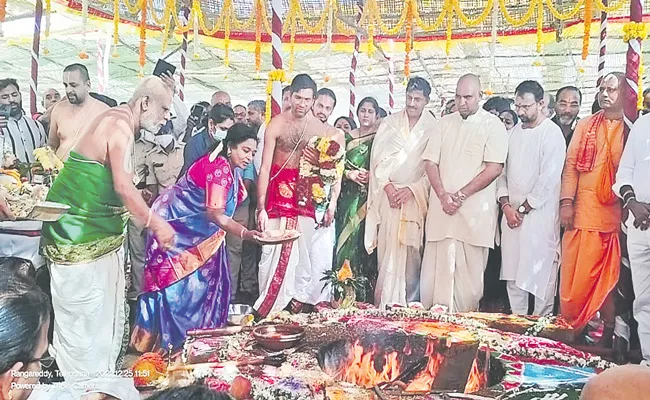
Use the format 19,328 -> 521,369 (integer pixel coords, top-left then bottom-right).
266,164 -> 315,220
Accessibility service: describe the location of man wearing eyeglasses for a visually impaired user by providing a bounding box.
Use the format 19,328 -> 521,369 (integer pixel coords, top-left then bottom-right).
552,86 -> 582,147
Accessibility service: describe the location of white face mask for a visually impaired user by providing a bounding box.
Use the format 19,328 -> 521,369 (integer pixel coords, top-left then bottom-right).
154,134 -> 174,149
211,128 -> 227,141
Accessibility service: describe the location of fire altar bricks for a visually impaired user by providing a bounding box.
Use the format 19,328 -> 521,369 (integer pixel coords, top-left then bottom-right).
149,307 -> 614,400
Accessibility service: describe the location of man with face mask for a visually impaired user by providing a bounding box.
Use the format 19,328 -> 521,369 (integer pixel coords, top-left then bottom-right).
0,78 -> 47,164
47,63 -> 109,161
365,77 -> 436,307
497,81 -> 566,316
41,76 -> 176,382
559,72 -> 626,341
421,74 -> 508,312
552,86 -> 582,146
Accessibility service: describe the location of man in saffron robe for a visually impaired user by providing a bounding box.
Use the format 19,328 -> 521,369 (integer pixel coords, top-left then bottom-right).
560,72 -> 625,342
365,77 -> 434,307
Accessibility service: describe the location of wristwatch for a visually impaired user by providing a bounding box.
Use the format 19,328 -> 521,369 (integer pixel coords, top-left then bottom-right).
518,205 -> 527,214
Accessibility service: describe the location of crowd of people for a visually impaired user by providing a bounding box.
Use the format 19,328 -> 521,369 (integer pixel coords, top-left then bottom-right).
1,61 -> 650,398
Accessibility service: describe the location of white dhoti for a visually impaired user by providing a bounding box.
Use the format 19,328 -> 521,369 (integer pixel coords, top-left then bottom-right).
506,266 -> 557,316
255,216 -> 333,316
49,248 -> 127,379
628,225 -> 650,363
420,239 -> 489,312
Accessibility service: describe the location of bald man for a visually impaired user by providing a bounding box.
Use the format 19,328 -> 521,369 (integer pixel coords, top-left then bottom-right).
48,64 -> 110,161
211,90 -> 232,108
41,76 -> 176,380
421,73 -> 508,312
581,365 -> 650,400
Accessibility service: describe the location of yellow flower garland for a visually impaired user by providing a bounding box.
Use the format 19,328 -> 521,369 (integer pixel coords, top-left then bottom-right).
453,0 -> 492,27
582,0 -> 592,60
255,0 -> 262,73
638,57 -> 644,111
623,22 -> 648,43
44,0 -> 51,55
367,23 -> 375,58
265,69 -> 288,124
112,0 -> 119,57
499,0 -> 536,27
445,5 -> 453,56
545,0 -> 584,20
536,0 -> 544,53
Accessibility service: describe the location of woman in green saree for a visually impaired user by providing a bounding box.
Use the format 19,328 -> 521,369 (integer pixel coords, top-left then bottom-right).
335,97 -> 381,302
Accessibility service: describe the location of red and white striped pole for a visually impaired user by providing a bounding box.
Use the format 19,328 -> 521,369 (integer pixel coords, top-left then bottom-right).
179,5 -> 190,102
30,0 -> 43,115
624,0 -> 642,140
597,0 -> 608,87
271,0 -> 283,117
387,56 -> 394,113
348,1 -> 362,118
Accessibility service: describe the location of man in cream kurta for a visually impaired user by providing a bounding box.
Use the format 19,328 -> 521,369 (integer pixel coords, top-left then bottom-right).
497,81 -> 566,316
422,74 -> 508,312
365,77 -> 434,308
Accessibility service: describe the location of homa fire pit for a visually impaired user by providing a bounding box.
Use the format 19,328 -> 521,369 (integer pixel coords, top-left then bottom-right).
163,307 -> 613,400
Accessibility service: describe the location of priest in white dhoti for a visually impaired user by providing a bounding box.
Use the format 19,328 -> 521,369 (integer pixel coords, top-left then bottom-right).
421,74 -> 508,312
497,81 -> 566,316
614,112 -> 650,366
365,77 -> 434,307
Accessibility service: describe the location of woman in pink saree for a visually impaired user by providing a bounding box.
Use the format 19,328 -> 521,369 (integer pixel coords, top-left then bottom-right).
131,124 -> 260,353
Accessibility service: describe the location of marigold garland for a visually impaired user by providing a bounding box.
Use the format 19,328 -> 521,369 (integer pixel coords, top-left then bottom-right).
594,0 -> 626,13
623,21 -> 648,43
404,0 -> 413,78
138,0 -> 147,77
582,0 -> 592,60
254,0 -> 262,73
0,0 -> 6,22
499,0 -> 536,27
413,0 -> 447,31
224,1 -> 231,67
44,0 -> 51,55
545,0 -> 584,20
112,0 -> 119,57
265,69 -> 288,124
453,0 -> 492,27
367,23 -> 375,58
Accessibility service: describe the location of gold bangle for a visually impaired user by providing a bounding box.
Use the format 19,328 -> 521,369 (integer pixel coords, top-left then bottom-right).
240,228 -> 246,239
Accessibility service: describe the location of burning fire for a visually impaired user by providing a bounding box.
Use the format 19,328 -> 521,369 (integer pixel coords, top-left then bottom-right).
405,339 -> 445,392
464,353 -> 488,393
335,340 -> 401,388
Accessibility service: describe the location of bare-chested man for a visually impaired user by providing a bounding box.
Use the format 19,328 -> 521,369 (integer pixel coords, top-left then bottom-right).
41,76 -> 175,382
254,74 -> 345,317
48,63 -> 109,160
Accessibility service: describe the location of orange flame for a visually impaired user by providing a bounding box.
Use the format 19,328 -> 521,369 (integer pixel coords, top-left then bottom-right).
334,340 -> 401,388
405,339 -> 444,392
463,357 -> 485,393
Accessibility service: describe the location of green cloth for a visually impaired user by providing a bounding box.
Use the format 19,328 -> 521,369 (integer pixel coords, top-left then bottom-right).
42,151 -> 128,264
334,132 -> 377,302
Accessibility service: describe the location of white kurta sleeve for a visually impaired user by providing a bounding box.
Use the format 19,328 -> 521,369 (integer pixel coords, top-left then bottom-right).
526,129 -> 567,209
613,120 -> 640,198
496,160 -> 508,200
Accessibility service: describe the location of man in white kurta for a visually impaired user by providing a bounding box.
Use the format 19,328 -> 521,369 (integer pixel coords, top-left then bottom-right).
613,112 -> 650,366
365,77 -> 434,308
497,81 -> 566,316
422,74 -> 508,312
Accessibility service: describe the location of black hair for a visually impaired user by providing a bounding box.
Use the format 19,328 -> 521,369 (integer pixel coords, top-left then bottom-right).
357,96 -> 380,116
515,80 -> 545,102
317,88 -> 337,108
247,100 -> 266,114
63,63 -> 90,82
334,116 -> 357,131
0,270 -> 50,374
499,109 -> 519,126
209,104 -> 235,124
290,74 -> 317,98
0,257 -> 36,279
146,385 -> 233,400
592,95 -> 601,114
556,86 -> 583,104
406,76 -> 432,99
282,86 -> 291,95
89,92 -> 118,107
0,78 -> 19,92
218,123 -> 259,158
482,96 -> 512,113
377,107 -> 388,118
